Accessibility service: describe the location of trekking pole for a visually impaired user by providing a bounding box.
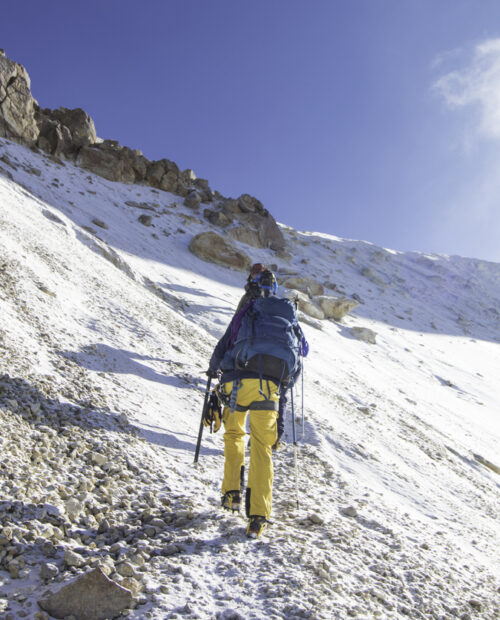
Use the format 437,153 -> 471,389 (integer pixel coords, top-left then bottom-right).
290,388 -> 300,510
301,358 -> 305,441
194,376 -> 212,464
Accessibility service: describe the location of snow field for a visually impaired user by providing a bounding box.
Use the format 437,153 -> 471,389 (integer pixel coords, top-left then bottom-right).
0,138 -> 499,618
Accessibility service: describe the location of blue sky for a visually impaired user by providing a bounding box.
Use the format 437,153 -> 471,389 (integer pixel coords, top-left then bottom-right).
3,0 -> 500,262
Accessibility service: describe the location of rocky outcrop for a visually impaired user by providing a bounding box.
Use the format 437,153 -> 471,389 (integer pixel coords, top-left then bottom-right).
189,231 -> 251,271
0,50 -> 39,144
205,194 -> 286,252
0,49 -> 288,256
38,567 -> 133,620
74,142 -> 211,198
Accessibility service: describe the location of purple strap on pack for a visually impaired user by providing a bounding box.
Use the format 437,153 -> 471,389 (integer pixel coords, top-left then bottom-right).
229,300 -> 255,348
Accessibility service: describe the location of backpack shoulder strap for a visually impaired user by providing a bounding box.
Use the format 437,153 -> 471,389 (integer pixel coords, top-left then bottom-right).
229,299 -> 255,348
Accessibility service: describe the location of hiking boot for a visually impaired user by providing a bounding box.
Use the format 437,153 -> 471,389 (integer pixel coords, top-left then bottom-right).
221,490 -> 241,513
246,515 -> 268,539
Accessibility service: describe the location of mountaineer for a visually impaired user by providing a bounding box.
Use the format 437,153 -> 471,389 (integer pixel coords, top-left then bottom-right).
206,268 -> 308,538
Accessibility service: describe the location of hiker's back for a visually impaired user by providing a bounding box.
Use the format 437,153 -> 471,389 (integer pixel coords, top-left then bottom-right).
222,296 -> 301,386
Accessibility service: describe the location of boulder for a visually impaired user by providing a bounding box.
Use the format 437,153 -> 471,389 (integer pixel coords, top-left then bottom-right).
189,232 -> 251,271
298,311 -> 324,330
40,562 -> 59,580
316,296 -> 359,320
35,116 -> 73,157
0,50 -> 39,144
204,208 -> 232,228
341,505 -> 358,518
248,210 -> 286,251
160,170 -> 178,192
284,289 -> 325,320
64,549 -> 85,567
76,142 -> 137,184
299,298 -> 324,320
237,193 -> 264,213
227,226 -> 262,248
184,190 -> 202,209
173,170 -> 196,197
130,150 -> 149,181
38,567 -> 133,620
138,214 -> 152,226
181,168 -> 197,184
193,177 -> 210,191
193,177 -> 213,202
221,198 -> 242,217
47,107 -> 96,146
36,106 -> 96,154
282,276 -> 324,297
145,160 -> 166,186
205,195 -> 286,251
146,158 -> 180,192
350,327 -> 377,344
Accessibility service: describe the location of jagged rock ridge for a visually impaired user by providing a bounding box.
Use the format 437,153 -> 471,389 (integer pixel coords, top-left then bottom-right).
0,49 -> 286,253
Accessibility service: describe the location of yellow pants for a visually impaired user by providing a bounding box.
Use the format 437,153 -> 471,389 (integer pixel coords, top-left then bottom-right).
221,378 -> 279,520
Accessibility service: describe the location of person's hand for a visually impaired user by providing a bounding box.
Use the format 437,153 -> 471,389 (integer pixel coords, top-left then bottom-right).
203,392 -> 222,432
206,368 -> 218,379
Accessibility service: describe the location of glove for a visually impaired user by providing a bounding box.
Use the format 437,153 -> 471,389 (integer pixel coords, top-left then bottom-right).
203,392 -> 223,433
206,368 -> 219,379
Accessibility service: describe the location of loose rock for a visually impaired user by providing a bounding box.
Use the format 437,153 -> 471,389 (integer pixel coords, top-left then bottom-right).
40,562 -> 60,580
38,567 -> 133,620
341,506 -> 358,518
350,327 -> 377,344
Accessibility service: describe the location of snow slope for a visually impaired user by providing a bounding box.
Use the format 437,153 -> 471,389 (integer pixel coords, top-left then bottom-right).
0,137 -> 499,619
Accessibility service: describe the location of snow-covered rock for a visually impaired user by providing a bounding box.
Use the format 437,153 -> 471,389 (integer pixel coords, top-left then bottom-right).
189,230 -> 251,270
350,326 -> 377,344
316,294 -> 359,320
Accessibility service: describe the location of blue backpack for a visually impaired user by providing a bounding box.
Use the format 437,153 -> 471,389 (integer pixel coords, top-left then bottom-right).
222,296 -> 302,386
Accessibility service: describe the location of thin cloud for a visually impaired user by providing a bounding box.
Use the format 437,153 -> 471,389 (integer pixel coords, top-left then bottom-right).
430,40 -> 500,262
430,46 -> 463,71
434,39 -> 500,140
